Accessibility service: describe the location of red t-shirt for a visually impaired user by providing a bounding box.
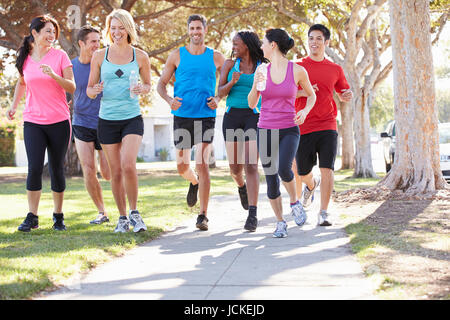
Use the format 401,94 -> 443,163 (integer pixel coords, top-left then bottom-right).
295,56 -> 349,135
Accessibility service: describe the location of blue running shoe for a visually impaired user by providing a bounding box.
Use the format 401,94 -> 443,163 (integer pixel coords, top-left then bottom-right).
291,202 -> 307,226
273,221 -> 288,238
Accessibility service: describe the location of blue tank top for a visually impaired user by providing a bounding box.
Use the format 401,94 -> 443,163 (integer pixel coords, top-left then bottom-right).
226,59 -> 261,114
99,47 -> 140,121
72,57 -> 102,128
173,46 -> 216,118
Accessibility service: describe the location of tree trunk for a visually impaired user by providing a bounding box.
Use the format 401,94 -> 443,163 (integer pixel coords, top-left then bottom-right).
337,99 -> 354,169
380,0 -> 446,194
346,70 -> 378,178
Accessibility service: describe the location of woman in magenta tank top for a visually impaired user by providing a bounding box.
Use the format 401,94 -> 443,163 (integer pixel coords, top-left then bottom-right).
248,28 -> 316,238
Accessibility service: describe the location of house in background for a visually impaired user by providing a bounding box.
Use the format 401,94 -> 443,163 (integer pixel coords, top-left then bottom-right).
138,93 -> 226,162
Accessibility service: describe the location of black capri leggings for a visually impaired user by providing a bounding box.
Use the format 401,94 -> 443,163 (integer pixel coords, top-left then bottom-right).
257,126 -> 300,200
24,120 -> 71,192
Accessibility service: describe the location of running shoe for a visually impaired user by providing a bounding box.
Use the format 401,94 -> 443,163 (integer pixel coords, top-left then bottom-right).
302,176 -> 321,207
114,216 -> 130,233
129,210 -> 147,233
273,221 -> 288,238
196,214 -> 209,231
238,184 -> 249,210
18,212 -> 39,232
52,213 -> 66,231
244,214 -> 257,232
318,210 -> 332,226
90,213 -> 110,225
291,202 -> 307,226
187,182 -> 199,207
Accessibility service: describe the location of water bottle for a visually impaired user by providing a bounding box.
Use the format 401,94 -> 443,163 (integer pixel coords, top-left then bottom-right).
256,63 -> 268,91
129,70 -> 138,99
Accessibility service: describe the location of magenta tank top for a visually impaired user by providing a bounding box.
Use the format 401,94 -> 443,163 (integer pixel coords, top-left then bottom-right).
258,61 -> 298,129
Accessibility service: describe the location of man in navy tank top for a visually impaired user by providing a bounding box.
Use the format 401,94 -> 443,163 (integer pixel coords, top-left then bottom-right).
157,14 -> 225,231
71,26 -> 111,225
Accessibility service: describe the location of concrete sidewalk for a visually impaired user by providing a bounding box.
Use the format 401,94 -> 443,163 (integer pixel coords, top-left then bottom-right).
38,182 -> 376,300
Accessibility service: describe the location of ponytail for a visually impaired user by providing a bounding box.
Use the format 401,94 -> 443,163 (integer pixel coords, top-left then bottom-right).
16,35 -> 33,76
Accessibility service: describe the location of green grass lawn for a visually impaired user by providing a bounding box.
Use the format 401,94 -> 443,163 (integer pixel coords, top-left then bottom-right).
0,167 -> 237,300
334,169 -> 385,192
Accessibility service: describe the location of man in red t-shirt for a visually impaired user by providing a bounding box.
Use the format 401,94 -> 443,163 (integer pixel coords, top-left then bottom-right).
294,24 -> 353,226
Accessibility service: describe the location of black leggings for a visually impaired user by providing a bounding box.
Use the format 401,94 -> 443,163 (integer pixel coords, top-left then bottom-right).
257,126 -> 300,200
24,120 -> 71,192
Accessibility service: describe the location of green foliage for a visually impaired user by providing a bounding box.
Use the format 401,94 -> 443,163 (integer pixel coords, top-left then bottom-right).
437,87 -> 450,123
0,121 -> 16,166
369,82 -> 395,132
158,148 -> 169,161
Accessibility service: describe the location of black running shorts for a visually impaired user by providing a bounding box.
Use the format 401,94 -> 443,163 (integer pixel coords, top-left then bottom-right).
73,125 -> 102,150
295,130 -> 338,175
222,108 -> 259,142
173,116 -> 215,150
97,115 -> 144,144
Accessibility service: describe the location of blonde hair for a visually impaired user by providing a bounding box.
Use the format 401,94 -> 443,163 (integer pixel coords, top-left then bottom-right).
104,9 -> 138,45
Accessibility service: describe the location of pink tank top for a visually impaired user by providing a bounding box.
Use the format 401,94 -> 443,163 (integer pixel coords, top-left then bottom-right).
258,61 -> 298,129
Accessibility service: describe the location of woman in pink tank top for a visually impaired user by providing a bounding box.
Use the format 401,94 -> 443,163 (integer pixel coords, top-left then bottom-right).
248,28 -> 316,238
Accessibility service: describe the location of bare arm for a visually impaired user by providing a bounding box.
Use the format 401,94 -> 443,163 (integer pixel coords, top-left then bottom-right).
40,64 -> 76,94
294,65 -> 316,125
337,89 -> 353,102
247,65 -> 263,110
156,49 -> 182,110
206,50 -> 227,110
86,50 -> 104,99
132,49 -> 152,96
217,59 -> 242,99
6,77 -> 26,120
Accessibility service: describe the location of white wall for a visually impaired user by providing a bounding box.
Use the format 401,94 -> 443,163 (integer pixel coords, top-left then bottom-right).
139,114 -> 227,162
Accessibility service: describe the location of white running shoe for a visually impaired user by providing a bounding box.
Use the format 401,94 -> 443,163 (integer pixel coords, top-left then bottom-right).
273,221 -> 288,238
291,202 -> 307,226
318,210 -> 332,226
129,210 -> 147,233
114,217 -> 130,233
302,176 -> 321,207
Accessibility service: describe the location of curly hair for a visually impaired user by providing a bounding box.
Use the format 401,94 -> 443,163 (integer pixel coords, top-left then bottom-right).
232,30 -> 269,66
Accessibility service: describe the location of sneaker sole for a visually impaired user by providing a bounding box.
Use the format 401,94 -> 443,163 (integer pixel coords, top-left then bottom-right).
196,223 -> 208,231
18,225 -> 38,232
244,226 -> 256,232
318,221 -> 332,226
133,226 -> 147,233
273,233 -> 287,238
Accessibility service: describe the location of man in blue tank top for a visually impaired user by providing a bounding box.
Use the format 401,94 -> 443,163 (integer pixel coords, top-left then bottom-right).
157,14 -> 225,231
71,26 -> 111,225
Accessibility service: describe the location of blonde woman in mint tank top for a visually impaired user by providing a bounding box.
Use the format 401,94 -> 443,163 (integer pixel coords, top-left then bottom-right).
87,9 -> 151,234
248,28 -> 316,238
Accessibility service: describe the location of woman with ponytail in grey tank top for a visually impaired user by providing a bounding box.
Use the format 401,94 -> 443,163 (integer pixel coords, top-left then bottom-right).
87,9 -> 151,234
248,28 -> 316,238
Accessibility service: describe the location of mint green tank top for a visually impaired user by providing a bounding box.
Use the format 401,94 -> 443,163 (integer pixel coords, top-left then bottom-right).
226,59 -> 261,113
99,47 -> 140,120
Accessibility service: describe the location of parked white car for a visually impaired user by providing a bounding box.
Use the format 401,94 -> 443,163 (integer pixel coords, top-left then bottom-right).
380,121 -> 450,181
439,122 -> 450,181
